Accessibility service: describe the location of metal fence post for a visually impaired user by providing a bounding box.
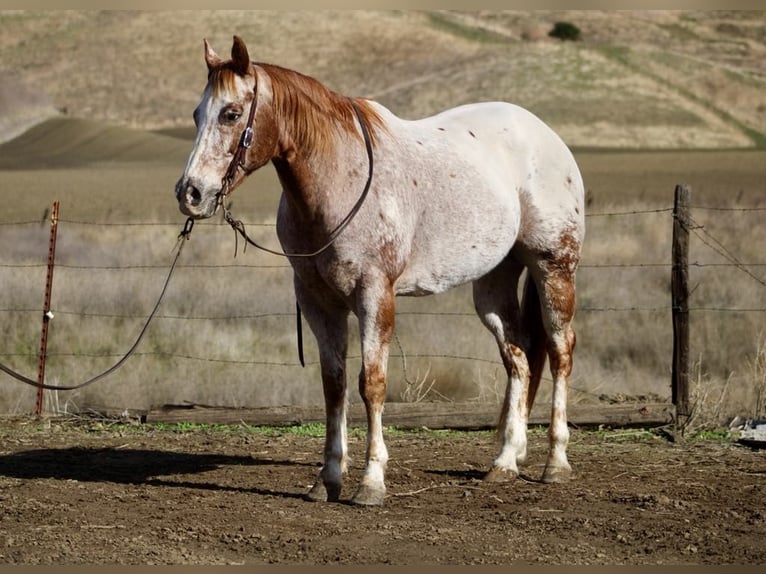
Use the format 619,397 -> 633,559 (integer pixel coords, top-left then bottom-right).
36,201 -> 60,416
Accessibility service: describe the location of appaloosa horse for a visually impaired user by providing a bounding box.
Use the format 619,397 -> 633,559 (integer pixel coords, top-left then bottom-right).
176,36 -> 585,505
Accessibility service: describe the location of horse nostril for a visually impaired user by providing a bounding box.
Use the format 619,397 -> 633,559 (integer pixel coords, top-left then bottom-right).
185,185 -> 202,206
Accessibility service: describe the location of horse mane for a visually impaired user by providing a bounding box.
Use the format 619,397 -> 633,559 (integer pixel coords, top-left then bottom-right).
209,62 -> 385,158
261,64 -> 385,157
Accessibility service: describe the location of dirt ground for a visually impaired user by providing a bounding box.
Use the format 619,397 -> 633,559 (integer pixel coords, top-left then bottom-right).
0,417 -> 763,565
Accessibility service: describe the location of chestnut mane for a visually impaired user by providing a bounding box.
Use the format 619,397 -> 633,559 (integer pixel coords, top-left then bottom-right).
209,62 -> 384,158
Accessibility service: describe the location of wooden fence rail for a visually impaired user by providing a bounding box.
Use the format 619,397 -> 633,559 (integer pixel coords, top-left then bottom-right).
145,401 -> 675,430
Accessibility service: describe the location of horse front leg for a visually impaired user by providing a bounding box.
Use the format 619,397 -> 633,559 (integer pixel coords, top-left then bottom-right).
306,332 -> 350,502
294,281 -> 350,503
351,279 -> 395,506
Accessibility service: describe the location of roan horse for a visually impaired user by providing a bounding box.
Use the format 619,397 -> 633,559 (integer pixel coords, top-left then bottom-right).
176,36 -> 585,506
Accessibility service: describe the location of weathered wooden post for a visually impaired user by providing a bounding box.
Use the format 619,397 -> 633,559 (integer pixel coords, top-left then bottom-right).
36,201 -> 60,416
671,184 -> 690,431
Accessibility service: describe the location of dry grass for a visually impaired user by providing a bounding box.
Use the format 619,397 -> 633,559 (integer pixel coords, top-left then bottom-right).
1,149 -> 764,429
684,358 -> 734,436
750,337 -> 766,418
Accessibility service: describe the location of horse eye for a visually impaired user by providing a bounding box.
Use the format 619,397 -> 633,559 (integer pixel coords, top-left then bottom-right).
220,108 -> 242,123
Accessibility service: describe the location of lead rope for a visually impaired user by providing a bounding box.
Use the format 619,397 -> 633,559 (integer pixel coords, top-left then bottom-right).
0,217 -> 195,391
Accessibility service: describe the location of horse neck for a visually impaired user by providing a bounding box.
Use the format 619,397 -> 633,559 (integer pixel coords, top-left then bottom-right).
259,64 -> 378,222
272,110 -> 368,224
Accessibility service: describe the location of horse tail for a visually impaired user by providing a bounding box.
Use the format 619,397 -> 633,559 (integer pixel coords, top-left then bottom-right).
522,272 -> 548,415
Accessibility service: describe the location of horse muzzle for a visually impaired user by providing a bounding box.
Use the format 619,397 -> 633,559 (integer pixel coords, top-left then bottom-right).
175,178 -> 218,219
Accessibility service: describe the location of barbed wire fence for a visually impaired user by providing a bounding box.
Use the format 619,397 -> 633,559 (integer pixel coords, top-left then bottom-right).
1,186 -> 765,419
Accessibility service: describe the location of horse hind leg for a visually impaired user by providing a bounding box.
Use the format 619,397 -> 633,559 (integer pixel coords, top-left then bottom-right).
531,261 -> 578,484
472,259 -> 530,482
521,273 -> 549,416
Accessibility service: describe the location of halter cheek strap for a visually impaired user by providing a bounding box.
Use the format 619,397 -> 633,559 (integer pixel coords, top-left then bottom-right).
218,69 -> 259,204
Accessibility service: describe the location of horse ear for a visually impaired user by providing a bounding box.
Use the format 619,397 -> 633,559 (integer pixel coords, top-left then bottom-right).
204,39 -> 222,70
231,35 -> 251,76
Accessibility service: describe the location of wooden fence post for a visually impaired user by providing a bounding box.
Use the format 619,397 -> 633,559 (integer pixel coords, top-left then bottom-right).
36,201 -> 60,416
671,184 -> 690,429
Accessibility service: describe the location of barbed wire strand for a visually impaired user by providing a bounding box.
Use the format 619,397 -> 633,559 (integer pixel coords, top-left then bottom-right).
5,260 -> 766,271
691,205 -> 766,212
2,203 -> 764,228
585,207 -> 673,217
688,214 -> 766,289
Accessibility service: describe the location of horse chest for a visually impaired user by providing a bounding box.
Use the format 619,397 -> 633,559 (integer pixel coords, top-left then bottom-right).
289,254 -> 379,309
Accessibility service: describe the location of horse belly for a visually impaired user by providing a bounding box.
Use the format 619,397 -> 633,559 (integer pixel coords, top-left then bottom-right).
395,180 -> 520,297
396,249 -> 511,297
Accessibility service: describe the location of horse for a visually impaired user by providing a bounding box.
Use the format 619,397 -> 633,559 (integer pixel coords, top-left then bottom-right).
175,36 -> 585,506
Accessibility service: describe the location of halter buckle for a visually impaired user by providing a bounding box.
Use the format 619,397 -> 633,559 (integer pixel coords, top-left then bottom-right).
179,217 -> 195,240
240,126 -> 254,149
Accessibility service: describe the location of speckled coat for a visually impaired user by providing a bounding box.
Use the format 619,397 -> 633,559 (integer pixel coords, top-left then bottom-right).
176,36 -> 585,506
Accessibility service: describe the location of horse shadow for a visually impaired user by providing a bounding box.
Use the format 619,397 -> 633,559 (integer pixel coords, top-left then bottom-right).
425,467 -> 543,484
0,446 -> 317,499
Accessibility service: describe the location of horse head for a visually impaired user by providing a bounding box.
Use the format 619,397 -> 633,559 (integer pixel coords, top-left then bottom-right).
175,36 -> 278,219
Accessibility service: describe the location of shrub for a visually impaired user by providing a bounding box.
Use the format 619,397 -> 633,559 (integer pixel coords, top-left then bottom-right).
549,21 -> 581,42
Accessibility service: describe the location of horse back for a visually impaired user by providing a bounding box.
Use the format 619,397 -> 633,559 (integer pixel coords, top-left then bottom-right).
408,101 -> 585,254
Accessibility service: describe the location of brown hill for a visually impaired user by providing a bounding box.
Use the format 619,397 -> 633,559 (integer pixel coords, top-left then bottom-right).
0,117 -> 191,169
0,73 -> 59,144
0,10 -> 764,154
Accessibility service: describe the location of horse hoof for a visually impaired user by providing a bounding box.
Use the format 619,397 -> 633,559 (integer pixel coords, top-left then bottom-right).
484,466 -> 518,483
305,481 -> 341,502
541,465 -> 572,484
350,484 -> 386,506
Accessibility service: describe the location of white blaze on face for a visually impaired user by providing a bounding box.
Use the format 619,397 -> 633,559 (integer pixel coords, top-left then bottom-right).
175,85 -> 221,218
176,72 -> 252,219
188,85 -> 221,176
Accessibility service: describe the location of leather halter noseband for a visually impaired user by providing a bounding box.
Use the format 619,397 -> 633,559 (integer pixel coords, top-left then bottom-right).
216,66 -> 375,259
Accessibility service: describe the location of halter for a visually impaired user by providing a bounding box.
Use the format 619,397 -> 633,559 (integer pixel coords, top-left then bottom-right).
216,66 -> 375,259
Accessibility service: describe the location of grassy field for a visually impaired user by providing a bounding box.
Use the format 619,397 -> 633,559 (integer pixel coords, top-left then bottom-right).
0,11 -> 765,426
0,138 -> 764,427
